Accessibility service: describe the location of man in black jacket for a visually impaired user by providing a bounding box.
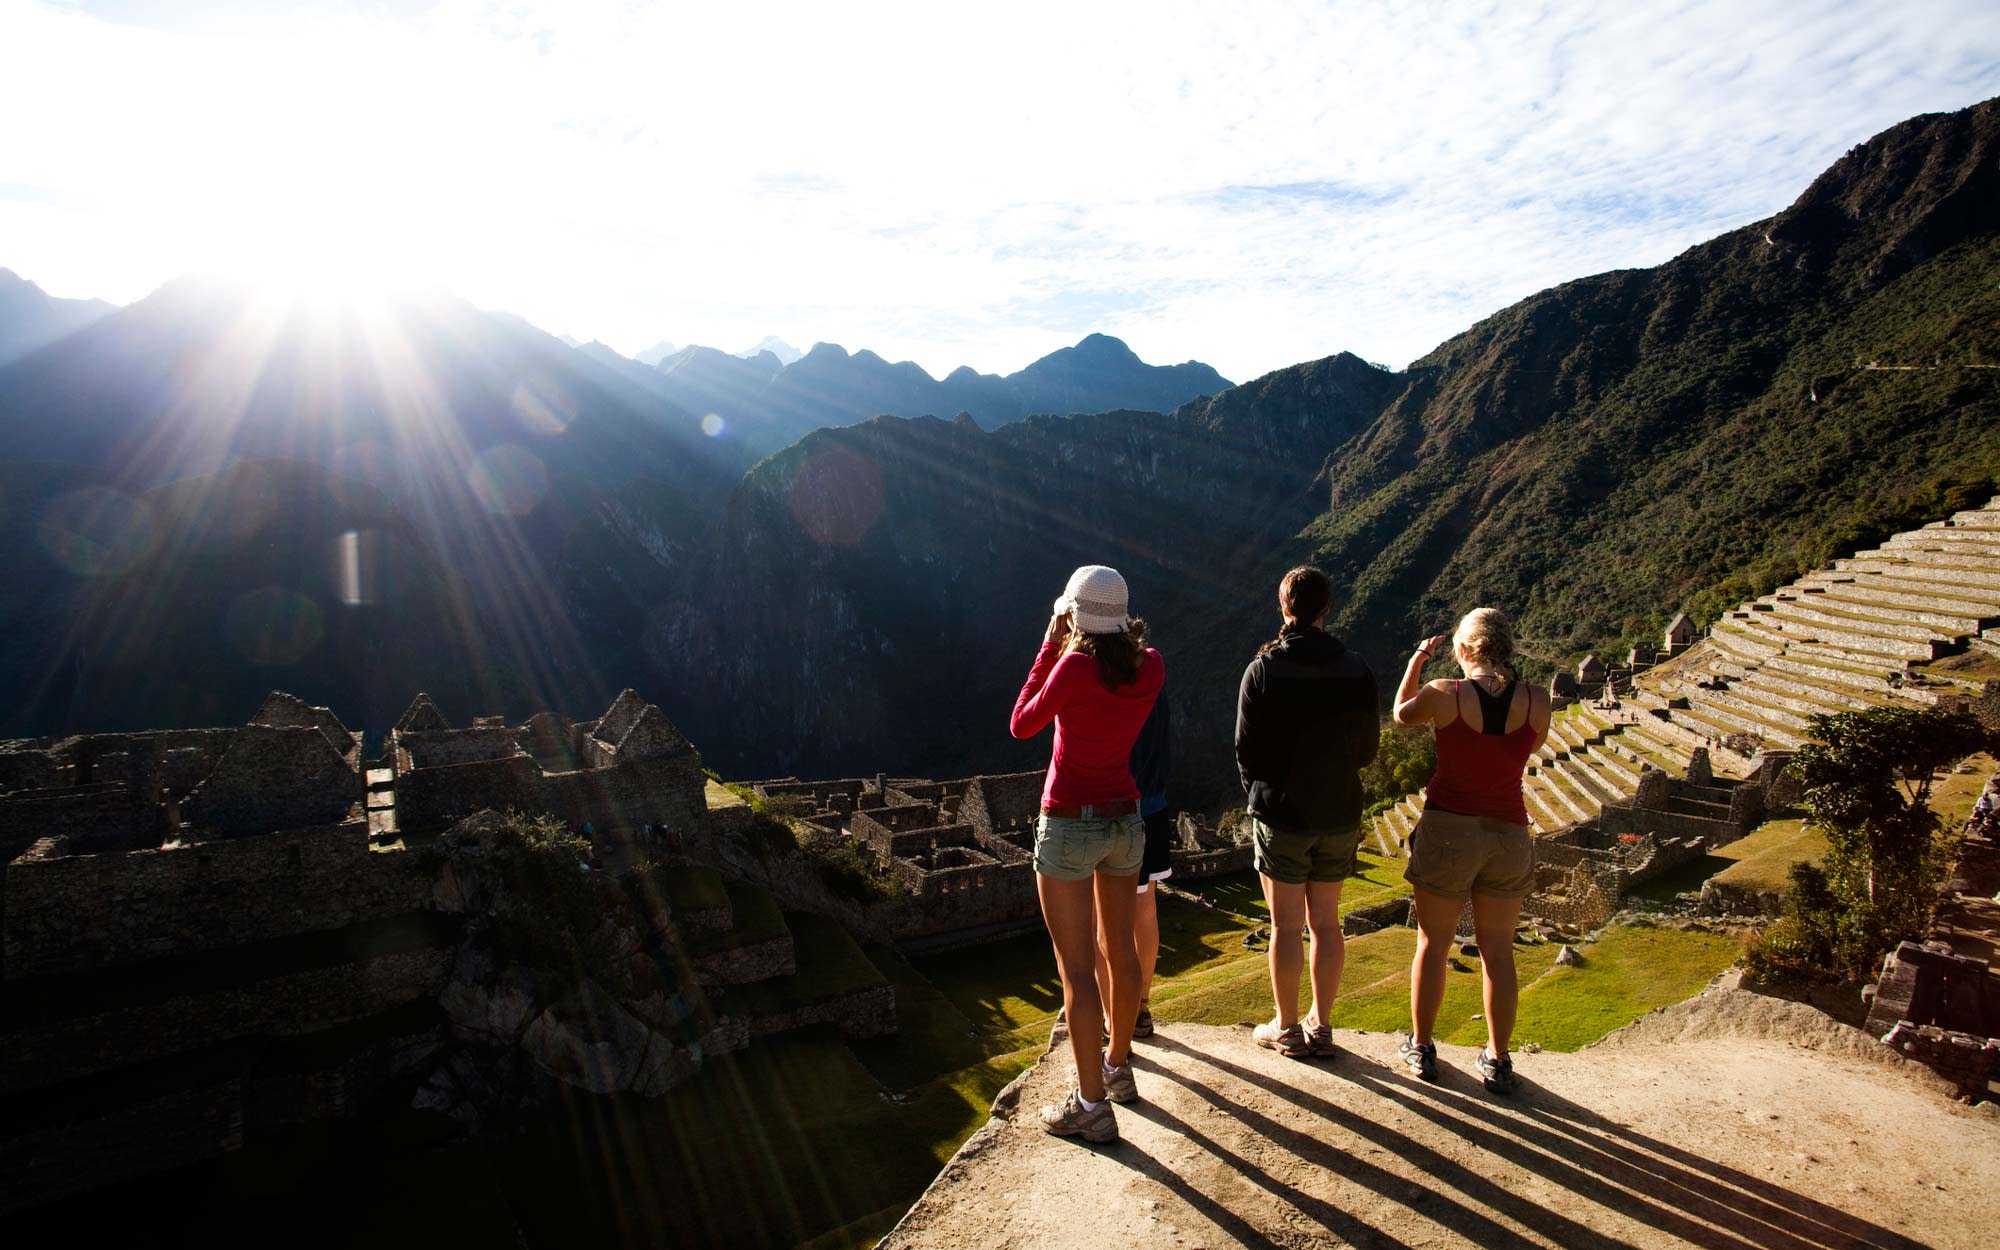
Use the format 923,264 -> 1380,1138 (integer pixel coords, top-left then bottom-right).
1234,566 -> 1379,1059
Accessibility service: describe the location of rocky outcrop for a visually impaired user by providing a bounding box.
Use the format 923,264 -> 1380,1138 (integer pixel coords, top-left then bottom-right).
417,812 -> 733,1124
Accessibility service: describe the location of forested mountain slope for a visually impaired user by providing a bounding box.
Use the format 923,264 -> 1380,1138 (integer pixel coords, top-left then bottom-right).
596,97 -> 2000,801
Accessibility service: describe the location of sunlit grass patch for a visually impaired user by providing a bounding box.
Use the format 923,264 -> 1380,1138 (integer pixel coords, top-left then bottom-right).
1458,924 -> 1740,1052
1707,818 -> 1829,894
908,930 -> 1064,1035
1931,752 -> 1997,826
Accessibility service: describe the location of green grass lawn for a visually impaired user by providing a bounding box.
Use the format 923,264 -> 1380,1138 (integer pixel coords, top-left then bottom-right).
1470,923 -> 1742,1051
651,862 -> 731,913
1627,815 -> 1830,902
1707,818 -> 1829,893
1149,921 -> 1739,1052
721,879 -> 788,941
1932,752 -> 1997,827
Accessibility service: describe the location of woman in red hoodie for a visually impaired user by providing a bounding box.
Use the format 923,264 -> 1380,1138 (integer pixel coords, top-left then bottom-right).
1010,564 -> 1164,1143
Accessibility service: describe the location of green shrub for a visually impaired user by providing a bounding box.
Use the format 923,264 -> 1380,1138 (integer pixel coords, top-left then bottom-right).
1360,722 -> 1436,806
1747,707 -> 1991,982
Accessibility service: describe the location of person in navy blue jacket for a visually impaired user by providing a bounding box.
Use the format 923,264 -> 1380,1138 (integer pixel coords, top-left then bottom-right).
1095,688 -> 1172,1038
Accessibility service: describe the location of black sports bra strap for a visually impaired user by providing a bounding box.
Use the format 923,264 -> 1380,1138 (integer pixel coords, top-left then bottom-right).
1470,677 -> 1517,735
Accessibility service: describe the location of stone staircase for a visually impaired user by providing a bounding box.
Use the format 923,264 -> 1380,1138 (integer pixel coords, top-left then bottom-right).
1369,495 -> 2000,853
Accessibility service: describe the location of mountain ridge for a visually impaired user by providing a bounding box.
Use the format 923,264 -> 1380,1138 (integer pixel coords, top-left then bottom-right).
0,267 -> 116,367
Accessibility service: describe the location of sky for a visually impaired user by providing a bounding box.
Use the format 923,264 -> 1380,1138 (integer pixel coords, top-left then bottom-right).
2,0 -> 1998,383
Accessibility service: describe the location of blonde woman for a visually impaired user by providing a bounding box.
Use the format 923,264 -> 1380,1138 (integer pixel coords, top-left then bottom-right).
1392,608 -> 1549,1092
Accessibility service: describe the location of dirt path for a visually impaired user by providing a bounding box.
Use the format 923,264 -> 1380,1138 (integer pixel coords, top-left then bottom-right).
880,987 -> 1998,1249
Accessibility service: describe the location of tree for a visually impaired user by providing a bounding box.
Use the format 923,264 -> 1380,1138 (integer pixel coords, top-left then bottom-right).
1360,722 -> 1437,806
1750,706 -> 1990,982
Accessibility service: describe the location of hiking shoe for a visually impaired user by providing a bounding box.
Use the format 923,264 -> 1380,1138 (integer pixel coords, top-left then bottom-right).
1039,1088 -> 1118,1142
1253,1019 -> 1310,1058
1133,1004 -> 1154,1039
1399,1036 -> 1438,1082
1102,1060 -> 1139,1104
1476,1047 -> 1517,1095
1302,1019 -> 1338,1059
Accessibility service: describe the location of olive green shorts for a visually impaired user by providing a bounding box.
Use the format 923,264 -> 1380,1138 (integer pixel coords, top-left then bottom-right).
1403,808 -> 1535,900
1250,817 -> 1363,886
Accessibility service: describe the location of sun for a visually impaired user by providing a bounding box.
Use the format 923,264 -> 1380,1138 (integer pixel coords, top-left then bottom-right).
202,207 -> 437,316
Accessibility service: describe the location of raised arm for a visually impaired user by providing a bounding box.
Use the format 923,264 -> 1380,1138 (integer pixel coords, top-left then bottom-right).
1392,634 -> 1454,726
1009,614 -> 1074,739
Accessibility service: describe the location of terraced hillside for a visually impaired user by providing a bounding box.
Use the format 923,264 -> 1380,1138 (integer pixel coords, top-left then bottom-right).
1370,497 -> 2000,855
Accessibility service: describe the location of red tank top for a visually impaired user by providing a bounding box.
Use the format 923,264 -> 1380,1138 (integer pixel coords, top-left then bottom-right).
1424,679 -> 1536,826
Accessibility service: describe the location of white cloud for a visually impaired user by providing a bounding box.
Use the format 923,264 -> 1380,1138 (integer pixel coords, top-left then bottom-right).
1,0 -> 1996,381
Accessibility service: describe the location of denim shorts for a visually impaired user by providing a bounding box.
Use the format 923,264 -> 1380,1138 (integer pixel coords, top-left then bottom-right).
1033,810 -> 1145,880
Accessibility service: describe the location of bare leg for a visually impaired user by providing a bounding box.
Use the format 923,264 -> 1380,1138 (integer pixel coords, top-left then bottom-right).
1409,888 -> 1462,1045
1471,892 -> 1523,1058
1037,872 -> 1106,1101
1135,883 -> 1161,1006
1260,872 -> 1306,1027
1301,880 -> 1346,1027
1095,871 -> 1141,1067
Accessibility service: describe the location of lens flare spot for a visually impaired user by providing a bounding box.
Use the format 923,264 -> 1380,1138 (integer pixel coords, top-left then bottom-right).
787,445 -> 884,547
467,444 -> 549,516
334,530 -> 380,605
512,377 -> 577,435
225,585 -> 324,667
37,487 -> 160,576
700,413 -> 726,438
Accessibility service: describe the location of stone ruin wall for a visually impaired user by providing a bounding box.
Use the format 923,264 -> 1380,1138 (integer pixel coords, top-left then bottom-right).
389,692 -> 707,839
3,819 -> 431,980
182,724 -> 365,838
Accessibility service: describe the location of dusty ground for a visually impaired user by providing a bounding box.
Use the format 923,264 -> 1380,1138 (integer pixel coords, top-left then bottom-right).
880,984 -> 1999,1250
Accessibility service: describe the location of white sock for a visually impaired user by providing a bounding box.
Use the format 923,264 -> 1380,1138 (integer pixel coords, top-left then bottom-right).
1077,1089 -> 1108,1111
1103,1057 -> 1122,1075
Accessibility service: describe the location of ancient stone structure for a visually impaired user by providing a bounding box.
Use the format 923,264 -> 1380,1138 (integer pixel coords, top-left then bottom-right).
1664,612 -> 1698,656
389,689 -> 706,845
0,690 -> 895,1213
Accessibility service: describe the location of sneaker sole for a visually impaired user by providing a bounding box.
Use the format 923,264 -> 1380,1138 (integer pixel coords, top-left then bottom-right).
1044,1121 -> 1119,1143
1255,1037 -> 1313,1059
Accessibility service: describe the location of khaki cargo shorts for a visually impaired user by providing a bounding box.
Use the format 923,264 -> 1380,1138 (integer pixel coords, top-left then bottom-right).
1250,817 -> 1363,886
1403,808 -> 1535,900
1034,811 -> 1145,880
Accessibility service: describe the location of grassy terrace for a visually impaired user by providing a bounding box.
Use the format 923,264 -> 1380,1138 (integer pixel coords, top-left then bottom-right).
1933,753 -> 1998,826
1627,815 -> 1830,902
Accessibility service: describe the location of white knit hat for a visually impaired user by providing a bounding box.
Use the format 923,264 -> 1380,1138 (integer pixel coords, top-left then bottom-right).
1054,565 -> 1130,635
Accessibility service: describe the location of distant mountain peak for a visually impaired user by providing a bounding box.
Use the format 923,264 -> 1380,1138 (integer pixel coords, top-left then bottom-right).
1073,332 -> 1137,357
633,339 -> 680,367
736,336 -> 801,365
